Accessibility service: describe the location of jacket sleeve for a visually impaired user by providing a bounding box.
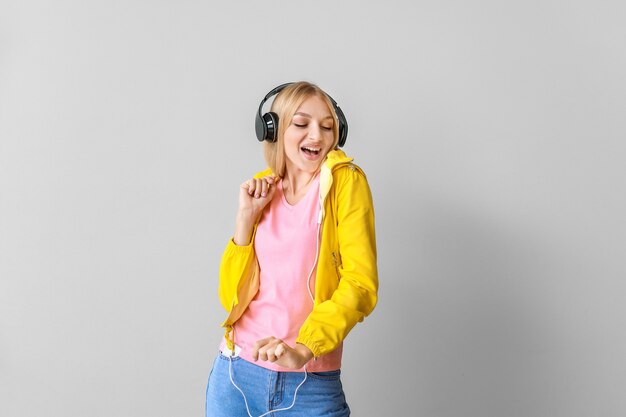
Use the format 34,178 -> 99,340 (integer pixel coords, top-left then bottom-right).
296,167 -> 378,357
217,238 -> 256,312
217,168 -> 271,313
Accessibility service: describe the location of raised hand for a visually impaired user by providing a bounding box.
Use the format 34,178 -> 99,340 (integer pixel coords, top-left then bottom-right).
233,175 -> 277,246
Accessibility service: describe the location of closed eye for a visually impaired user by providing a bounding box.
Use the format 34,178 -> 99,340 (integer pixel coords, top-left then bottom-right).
292,122 -> 333,130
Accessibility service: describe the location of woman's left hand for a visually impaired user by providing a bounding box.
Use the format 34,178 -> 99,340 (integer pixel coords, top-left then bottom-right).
252,337 -> 314,370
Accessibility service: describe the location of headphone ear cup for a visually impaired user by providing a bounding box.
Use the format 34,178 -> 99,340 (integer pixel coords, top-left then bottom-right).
338,124 -> 347,148
255,112 -> 279,142
255,112 -> 267,142
263,112 -> 279,142
334,106 -> 348,147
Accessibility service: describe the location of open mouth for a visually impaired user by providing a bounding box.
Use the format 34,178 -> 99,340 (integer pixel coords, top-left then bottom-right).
301,146 -> 321,156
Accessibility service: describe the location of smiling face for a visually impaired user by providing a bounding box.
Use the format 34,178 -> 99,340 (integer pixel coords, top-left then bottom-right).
283,94 -> 336,177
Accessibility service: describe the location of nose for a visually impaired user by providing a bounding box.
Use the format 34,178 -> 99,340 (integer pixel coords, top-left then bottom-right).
308,123 -> 321,140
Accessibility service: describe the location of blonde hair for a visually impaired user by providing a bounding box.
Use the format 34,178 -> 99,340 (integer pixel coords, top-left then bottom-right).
263,82 -> 340,178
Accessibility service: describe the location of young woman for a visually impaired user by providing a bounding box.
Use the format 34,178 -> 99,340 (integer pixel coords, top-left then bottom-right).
205,82 -> 378,417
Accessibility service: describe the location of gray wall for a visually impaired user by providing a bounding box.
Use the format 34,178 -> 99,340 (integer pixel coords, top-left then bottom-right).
1,1 -> 625,416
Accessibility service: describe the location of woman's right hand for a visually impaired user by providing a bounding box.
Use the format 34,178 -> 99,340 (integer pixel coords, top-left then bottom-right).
238,175 -> 278,218
233,175 -> 277,245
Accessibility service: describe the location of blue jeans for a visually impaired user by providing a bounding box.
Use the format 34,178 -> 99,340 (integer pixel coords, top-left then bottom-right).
205,353 -> 350,417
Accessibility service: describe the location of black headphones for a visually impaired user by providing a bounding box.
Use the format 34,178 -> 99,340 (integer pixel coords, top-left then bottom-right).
255,82 -> 348,147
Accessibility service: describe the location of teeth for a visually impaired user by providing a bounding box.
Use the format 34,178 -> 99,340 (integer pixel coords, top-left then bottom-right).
302,147 -> 321,152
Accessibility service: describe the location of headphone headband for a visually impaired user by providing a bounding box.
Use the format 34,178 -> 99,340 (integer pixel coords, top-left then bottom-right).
254,82 -> 348,147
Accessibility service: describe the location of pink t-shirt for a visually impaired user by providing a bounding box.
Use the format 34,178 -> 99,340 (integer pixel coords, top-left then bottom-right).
225,174 -> 342,372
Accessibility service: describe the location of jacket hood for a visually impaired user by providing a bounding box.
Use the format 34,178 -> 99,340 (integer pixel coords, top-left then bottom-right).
318,149 -> 356,224
323,149 -> 354,169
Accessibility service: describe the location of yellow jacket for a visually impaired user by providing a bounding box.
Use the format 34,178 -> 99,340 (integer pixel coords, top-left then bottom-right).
218,149 -> 378,358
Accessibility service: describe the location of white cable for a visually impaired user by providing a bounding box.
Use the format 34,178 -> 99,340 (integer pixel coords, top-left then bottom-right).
306,222 -> 322,303
226,199 -> 322,416
228,355 -> 308,417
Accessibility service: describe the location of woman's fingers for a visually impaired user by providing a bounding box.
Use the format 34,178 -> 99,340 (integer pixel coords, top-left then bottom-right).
259,178 -> 268,197
240,181 -> 255,196
252,336 -> 273,361
274,343 -> 285,358
236,176 -> 278,224
249,179 -> 259,197
252,337 -> 312,369
258,176 -> 275,198
242,176 -> 276,199
252,336 -> 285,362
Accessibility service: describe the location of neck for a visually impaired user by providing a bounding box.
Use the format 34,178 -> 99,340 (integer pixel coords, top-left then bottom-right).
282,168 -> 319,199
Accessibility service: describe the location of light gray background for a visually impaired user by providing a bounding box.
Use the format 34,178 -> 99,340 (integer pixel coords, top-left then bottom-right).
1,1 -> 625,416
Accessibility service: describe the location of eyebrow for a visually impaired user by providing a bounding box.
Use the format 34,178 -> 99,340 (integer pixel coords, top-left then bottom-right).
294,112 -> 334,120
